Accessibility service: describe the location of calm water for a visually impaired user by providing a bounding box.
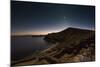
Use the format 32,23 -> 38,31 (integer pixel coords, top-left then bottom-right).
11,36 -> 51,61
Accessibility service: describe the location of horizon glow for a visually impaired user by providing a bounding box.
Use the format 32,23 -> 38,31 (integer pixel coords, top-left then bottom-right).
11,1 -> 95,35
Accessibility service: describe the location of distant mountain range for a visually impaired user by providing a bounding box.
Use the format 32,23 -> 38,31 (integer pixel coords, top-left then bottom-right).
12,27 -> 95,66
11,35 -> 45,37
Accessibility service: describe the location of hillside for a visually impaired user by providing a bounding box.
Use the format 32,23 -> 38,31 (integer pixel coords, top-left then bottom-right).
44,27 -> 94,43
12,27 -> 95,66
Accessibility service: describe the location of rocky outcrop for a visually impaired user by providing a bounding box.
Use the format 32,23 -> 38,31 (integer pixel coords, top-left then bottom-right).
12,27 -> 95,66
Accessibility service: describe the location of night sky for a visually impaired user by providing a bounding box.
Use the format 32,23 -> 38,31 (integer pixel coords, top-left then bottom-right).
11,1 -> 95,35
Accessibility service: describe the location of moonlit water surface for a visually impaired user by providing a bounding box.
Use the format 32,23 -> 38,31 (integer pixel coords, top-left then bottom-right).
11,36 -> 51,60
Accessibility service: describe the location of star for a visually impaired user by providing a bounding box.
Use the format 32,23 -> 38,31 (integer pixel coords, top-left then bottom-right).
64,16 -> 66,20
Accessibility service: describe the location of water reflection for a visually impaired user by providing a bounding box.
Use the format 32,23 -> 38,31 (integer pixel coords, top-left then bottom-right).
11,36 -> 51,61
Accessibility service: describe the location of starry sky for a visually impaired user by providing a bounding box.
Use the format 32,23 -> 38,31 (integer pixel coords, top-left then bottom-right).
11,1 -> 95,35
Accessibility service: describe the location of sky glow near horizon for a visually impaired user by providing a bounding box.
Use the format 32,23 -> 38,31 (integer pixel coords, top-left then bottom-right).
11,1 -> 95,35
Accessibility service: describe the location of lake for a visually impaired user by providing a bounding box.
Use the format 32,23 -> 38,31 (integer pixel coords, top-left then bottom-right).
11,36 -> 52,61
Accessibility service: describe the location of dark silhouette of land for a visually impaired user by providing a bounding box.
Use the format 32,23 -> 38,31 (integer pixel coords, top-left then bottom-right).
11,35 -> 45,37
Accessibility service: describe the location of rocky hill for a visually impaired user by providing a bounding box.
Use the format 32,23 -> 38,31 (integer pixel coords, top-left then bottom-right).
12,27 -> 95,66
